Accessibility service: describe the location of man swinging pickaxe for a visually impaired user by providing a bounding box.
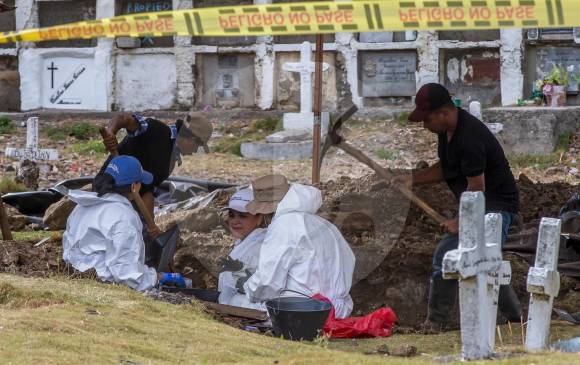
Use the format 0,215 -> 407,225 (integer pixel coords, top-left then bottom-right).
320,104 -> 446,225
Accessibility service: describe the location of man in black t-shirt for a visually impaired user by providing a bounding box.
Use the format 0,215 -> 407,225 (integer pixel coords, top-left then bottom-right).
394,83 -> 521,332
97,112 -> 212,237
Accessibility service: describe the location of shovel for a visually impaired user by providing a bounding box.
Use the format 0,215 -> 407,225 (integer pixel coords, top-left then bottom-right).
324,116 -> 446,225
99,127 -> 179,272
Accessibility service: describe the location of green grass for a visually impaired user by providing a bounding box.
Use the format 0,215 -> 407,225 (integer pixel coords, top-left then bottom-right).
0,176 -> 27,194
555,132 -> 573,152
508,153 -> 561,170
0,116 -> 16,134
0,274 -> 578,365
375,148 -> 397,161
212,118 -> 282,156
68,139 -> 107,155
394,111 -> 411,126
45,122 -> 100,141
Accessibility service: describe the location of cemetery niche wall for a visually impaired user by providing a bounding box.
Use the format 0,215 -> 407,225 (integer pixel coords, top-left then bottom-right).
442,48 -> 502,106
37,0 -> 97,48
0,0 -> 15,50
198,53 -> 256,109
192,0 -> 255,47
0,56 -> 20,112
115,0 -> 174,48
359,50 -> 417,107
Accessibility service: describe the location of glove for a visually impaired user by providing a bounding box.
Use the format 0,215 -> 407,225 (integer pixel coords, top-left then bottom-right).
158,273 -> 186,288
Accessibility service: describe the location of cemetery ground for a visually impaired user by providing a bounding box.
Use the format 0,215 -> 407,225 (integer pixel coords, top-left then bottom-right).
0,111 -> 579,362
1,273 -> 579,364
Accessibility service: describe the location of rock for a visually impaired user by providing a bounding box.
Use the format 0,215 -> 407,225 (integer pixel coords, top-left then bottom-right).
43,197 -> 77,231
156,207 -> 220,233
265,130 -> 310,143
377,344 -> 390,354
4,205 -> 27,231
390,345 -> 417,357
240,141 -> 313,161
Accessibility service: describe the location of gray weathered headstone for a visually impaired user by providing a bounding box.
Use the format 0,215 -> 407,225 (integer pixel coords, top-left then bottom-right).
525,218 -> 561,352
443,192 -> 510,360
5,117 -> 59,161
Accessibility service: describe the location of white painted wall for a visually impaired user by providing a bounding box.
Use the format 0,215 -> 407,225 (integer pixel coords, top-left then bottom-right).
115,53 -> 177,111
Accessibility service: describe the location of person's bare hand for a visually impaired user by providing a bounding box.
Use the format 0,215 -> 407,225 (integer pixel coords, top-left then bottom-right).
391,174 -> 413,189
441,217 -> 459,235
148,225 -> 162,240
101,129 -> 118,152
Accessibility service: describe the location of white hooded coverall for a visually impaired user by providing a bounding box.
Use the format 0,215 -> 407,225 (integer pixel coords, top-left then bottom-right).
218,228 -> 266,310
62,190 -> 158,291
244,184 -> 356,318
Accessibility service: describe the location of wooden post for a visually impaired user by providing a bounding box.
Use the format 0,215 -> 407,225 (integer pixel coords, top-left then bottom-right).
312,34 -> 323,185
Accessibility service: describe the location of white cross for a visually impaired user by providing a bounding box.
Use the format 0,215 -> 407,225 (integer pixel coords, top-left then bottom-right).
282,41 -> 329,114
525,217 -> 561,352
442,192 -> 512,360
5,117 -> 59,161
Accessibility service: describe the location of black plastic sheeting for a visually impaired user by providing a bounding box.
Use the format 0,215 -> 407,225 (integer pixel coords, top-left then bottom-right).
1,175 -> 236,218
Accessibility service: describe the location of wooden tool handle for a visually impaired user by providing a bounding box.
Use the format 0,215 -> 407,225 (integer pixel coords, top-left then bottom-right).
99,127 -> 119,157
338,141 -> 447,225
99,127 -> 157,231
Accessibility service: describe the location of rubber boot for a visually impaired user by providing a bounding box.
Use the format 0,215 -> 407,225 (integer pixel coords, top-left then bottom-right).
422,277 -> 458,333
498,285 -> 522,322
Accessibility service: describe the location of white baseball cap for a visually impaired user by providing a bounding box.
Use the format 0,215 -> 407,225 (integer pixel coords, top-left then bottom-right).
227,188 -> 254,213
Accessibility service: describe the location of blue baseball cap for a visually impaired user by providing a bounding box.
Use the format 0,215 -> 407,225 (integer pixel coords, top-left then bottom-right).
105,155 -> 153,187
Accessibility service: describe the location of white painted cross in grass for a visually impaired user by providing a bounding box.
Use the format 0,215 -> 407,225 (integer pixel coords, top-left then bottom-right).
5,117 -> 59,161
525,217 -> 561,352
443,192 -> 512,360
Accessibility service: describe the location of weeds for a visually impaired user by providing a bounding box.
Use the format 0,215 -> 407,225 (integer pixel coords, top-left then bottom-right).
45,122 -> 99,141
0,116 -> 15,134
375,148 -> 397,160
213,118 -> 282,156
0,176 -> 27,194
556,131 -> 573,152
394,111 -> 411,126
68,139 -> 106,155
508,153 -> 560,170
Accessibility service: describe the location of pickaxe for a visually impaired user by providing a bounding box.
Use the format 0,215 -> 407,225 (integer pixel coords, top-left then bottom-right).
322,107 -> 446,225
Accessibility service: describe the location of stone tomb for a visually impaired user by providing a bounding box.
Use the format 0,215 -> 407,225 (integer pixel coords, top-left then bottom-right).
442,192 -> 512,360
525,218 -> 562,352
241,42 -> 330,161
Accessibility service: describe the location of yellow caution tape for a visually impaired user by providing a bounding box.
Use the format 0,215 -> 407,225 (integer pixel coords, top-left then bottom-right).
1,0 -> 579,44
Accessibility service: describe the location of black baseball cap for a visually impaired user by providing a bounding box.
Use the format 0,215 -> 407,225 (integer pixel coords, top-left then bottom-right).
409,83 -> 453,122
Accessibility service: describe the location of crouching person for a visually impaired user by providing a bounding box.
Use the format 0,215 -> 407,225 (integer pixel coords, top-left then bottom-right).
243,175 -> 356,319
218,188 -> 271,310
63,156 -> 186,291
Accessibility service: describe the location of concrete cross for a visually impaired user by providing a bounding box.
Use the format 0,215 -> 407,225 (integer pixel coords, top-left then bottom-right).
282,41 -> 329,114
442,192 -> 511,360
525,218 -> 561,352
5,117 -> 59,161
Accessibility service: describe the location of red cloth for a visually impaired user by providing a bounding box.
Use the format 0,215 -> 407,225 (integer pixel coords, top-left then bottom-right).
312,294 -> 397,339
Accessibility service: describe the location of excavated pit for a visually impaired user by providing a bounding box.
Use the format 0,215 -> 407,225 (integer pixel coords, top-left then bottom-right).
1,173 -> 578,327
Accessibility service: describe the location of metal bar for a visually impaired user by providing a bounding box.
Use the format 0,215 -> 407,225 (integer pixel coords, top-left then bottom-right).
312,34 -> 323,185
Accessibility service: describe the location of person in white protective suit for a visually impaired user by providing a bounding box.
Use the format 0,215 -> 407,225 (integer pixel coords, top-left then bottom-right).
63,155 -> 188,291
218,188 -> 271,310
242,175 -> 356,319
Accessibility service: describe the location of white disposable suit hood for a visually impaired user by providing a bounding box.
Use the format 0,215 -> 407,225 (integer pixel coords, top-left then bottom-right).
244,184 -> 356,318
63,190 -> 157,292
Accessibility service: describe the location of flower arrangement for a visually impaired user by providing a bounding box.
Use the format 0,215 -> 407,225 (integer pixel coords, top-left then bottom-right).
535,64 -> 569,107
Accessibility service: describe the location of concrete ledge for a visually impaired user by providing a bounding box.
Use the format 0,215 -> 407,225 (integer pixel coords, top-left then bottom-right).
485,106 -> 580,155
240,141 -> 312,161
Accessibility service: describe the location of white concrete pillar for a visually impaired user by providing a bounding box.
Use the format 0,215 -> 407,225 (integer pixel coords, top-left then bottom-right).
174,0 -> 195,109
96,0 -> 115,111
525,218 -> 561,352
416,31 -> 439,87
334,0 -> 361,108
500,29 -> 524,106
254,0 -> 274,110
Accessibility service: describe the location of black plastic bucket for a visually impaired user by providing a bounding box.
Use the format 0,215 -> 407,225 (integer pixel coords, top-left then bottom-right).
266,296 -> 331,341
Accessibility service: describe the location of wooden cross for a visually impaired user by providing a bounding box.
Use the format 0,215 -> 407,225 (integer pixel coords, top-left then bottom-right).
4,117 -> 59,161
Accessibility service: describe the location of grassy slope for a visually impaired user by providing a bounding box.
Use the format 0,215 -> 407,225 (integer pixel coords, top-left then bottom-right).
0,274 -> 578,365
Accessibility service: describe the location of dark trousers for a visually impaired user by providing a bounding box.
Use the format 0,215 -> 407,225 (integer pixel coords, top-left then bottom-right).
428,211 -> 522,324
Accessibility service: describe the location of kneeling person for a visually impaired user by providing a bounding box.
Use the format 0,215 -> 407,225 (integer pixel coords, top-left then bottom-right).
63,156 -> 186,291
243,175 -> 356,318
218,188 -> 270,310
